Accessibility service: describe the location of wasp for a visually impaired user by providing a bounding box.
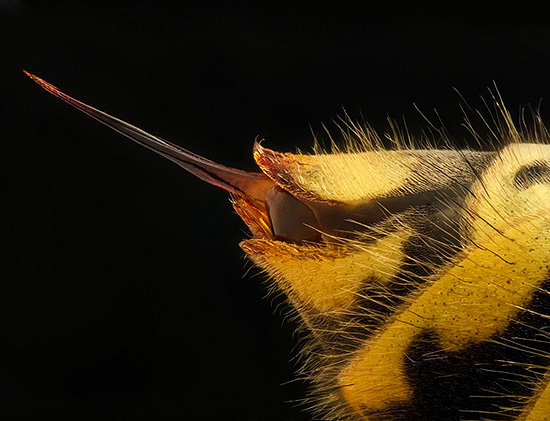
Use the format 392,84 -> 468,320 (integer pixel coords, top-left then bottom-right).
26,72 -> 550,421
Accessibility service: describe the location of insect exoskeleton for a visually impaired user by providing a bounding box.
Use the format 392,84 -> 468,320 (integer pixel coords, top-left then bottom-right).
27,72 -> 550,421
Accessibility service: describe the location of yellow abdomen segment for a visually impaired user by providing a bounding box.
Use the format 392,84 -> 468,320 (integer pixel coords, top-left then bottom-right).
339,212 -> 550,416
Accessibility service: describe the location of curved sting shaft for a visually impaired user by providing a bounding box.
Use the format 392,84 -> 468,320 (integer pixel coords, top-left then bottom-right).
23,71 -> 274,208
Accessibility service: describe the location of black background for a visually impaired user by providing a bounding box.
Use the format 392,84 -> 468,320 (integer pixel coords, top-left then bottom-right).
4,2 -> 550,420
